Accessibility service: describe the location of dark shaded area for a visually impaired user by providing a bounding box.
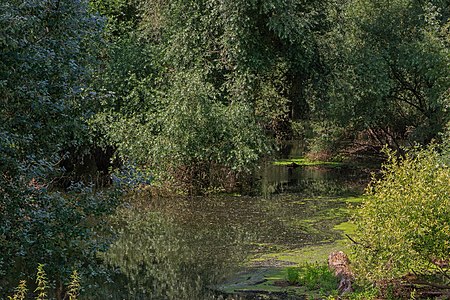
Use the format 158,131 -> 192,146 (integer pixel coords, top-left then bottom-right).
59,146 -> 118,187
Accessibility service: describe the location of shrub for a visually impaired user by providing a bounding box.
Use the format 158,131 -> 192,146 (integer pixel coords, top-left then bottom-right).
352,144 -> 450,283
286,263 -> 337,293
0,174 -> 120,295
0,0 -> 117,294
287,267 -> 301,285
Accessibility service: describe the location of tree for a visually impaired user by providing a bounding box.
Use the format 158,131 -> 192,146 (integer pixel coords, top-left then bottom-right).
0,0 -> 103,157
91,0 -> 333,192
324,0 -> 450,150
0,0 -> 117,296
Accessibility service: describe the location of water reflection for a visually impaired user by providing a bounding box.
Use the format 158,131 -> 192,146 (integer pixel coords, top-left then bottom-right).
260,163 -> 367,197
84,206 -> 249,299
85,162 -> 369,299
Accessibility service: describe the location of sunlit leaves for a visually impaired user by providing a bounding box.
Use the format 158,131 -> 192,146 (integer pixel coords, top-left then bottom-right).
352,144 -> 450,281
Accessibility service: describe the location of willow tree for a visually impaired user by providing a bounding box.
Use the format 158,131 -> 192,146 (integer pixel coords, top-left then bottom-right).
92,0 -> 332,192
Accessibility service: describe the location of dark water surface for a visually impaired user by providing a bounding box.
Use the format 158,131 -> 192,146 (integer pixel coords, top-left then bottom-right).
85,155 -> 371,299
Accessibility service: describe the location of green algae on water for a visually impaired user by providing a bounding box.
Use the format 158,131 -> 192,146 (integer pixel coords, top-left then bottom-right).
273,157 -> 344,167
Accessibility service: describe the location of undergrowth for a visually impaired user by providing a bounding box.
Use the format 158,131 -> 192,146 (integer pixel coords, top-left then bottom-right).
287,263 -> 337,294
8,264 -> 80,300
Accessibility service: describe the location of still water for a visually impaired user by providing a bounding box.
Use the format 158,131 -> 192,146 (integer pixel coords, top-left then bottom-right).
85,158 -> 370,299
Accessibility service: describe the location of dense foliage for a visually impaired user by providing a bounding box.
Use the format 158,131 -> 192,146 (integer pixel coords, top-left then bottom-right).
352,143 -> 450,283
0,0 -> 119,296
1,0 -> 449,297
90,0 -> 449,185
323,0 -> 450,150
0,0 -> 102,155
89,0 -> 336,192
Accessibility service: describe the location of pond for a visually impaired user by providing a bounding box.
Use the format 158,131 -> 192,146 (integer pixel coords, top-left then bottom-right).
85,153 -> 372,299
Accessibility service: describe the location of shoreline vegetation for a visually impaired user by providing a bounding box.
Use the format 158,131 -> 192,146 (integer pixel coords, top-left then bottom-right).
272,158 -> 345,168
4,148 -> 450,299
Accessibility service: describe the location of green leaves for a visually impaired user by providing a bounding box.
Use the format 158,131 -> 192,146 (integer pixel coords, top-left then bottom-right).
35,264 -> 48,300
352,143 -> 450,281
7,280 -> 27,300
324,0 -> 450,148
91,0 -> 333,192
7,266 -> 81,300
0,0 -> 103,159
67,270 -> 81,300
0,1 -> 117,291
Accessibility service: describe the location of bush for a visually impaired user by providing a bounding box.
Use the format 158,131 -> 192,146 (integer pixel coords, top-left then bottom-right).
286,263 -> 337,293
352,144 -> 450,282
0,1 -> 120,294
305,120 -> 349,160
0,177 -> 120,296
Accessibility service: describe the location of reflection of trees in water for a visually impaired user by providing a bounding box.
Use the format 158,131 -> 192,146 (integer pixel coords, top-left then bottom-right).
262,165 -> 369,197
86,208 -> 248,299
84,164 -> 369,299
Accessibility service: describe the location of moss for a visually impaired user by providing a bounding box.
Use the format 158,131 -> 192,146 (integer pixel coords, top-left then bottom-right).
237,198 -> 360,297
218,193 -> 365,299
273,157 -> 344,167
340,196 -> 366,203
223,267 -> 332,299
333,221 -> 356,235
250,241 -> 349,266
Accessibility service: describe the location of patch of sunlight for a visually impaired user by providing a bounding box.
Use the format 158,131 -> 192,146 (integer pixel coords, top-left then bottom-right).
333,221 -> 356,235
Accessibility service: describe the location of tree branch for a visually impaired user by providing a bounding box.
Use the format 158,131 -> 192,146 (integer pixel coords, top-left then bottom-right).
345,234 -> 372,249
408,279 -> 450,290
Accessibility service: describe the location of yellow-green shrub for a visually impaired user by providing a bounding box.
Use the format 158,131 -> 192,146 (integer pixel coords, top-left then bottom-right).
352,145 -> 449,282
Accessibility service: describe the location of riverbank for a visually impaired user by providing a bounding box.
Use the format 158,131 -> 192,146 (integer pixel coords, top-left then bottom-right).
214,195 -> 363,300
